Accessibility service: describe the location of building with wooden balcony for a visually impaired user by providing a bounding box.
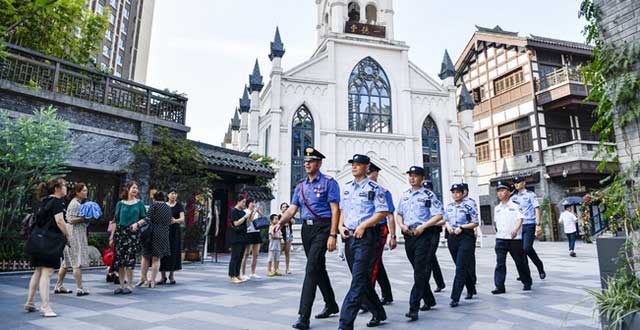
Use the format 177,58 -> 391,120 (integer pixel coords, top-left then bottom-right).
455,26 -> 614,239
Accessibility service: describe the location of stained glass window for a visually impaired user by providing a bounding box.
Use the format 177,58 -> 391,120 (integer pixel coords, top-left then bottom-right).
291,105 -> 314,196
422,116 -> 442,200
348,57 -> 392,133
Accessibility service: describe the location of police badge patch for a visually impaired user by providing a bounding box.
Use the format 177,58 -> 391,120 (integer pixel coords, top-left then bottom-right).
377,193 -> 386,203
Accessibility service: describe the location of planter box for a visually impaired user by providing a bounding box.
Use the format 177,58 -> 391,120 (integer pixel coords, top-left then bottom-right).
601,312 -> 640,330
596,236 -> 627,288
184,250 -> 201,262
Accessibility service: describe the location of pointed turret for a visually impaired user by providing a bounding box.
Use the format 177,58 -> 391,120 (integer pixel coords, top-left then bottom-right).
438,49 -> 456,80
238,86 -> 251,113
231,109 -> 241,130
269,27 -> 286,61
249,59 -> 264,92
457,83 -> 475,111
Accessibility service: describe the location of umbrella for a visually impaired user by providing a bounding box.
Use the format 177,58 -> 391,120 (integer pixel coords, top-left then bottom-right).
559,196 -> 585,206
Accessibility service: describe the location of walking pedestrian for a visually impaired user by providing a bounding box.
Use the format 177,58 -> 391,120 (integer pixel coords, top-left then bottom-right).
280,203 -> 295,274
159,188 -> 185,285
24,178 -> 71,317
510,176 -> 546,279
338,154 -> 389,329
559,203 -> 579,257
109,181 -> 147,295
277,147 -> 340,330
423,180 -> 446,294
491,181 -> 532,294
267,214 -> 283,276
54,183 -> 90,297
241,200 -> 263,280
135,190 -> 171,288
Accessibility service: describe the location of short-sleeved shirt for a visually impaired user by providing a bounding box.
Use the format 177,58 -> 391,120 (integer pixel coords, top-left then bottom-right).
340,178 -> 388,230
559,211 -> 578,234
463,196 -> 478,210
37,196 -> 66,234
397,187 -> 443,228
229,207 -> 248,244
169,202 -> 185,221
494,201 -> 524,240
444,201 -> 478,229
510,189 -> 539,225
115,200 -> 147,226
379,190 -> 395,225
291,171 -> 340,221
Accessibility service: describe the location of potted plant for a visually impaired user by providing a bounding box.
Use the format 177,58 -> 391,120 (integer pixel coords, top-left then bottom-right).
183,220 -> 204,262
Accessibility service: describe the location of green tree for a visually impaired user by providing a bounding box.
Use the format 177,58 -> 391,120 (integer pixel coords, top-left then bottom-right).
0,106 -> 70,236
129,127 -> 220,198
0,0 -> 109,66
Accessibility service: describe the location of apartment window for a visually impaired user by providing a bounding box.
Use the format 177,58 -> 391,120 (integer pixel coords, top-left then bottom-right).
102,45 -> 110,58
105,30 -> 112,41
121,23 -> 127,34
123,7 -> 129,19
545,113 -> 572,146
494,69 -> 524,94
499,117 -> 532,157
475,130 -> 489,141
471,86 -> 486,104
116,54 -> 122,66
476,142 -> 491,163
118,38 -> 124,50
96,3 -> 103,15
109,14 -> 115,24
110,0 -> 117,8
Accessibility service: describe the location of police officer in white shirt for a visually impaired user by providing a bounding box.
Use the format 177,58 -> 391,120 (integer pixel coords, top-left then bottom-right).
492,181 -> 532,294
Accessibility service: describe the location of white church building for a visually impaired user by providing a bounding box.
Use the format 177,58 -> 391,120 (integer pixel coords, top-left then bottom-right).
223,0 -> 478,213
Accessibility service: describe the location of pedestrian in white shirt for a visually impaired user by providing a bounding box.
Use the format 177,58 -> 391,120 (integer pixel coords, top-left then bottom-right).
491,182 -> 532,294
558,204 -> 578,257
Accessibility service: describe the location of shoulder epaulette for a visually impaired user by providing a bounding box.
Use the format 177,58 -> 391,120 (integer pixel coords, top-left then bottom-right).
424,189 -> 434,197
405,189 -> 412,193
368,181 -> 378,188
346,180 -> 353,185
463,203 -> 473,211
325,175 -> 334,180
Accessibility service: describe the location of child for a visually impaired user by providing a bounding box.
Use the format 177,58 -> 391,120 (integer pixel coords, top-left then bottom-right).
267,214 -> 283,276
559,203 -> 578,257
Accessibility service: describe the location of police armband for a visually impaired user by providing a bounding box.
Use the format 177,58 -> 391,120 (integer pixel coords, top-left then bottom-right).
368,191 -> 375,201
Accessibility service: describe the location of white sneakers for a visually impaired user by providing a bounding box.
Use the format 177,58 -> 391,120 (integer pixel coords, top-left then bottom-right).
250,273 -> 261,279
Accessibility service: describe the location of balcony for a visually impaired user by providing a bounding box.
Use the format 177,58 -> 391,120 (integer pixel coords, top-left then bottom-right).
0,42 -> 187,125
535,66 -> 594,110
543,140 -> 616,180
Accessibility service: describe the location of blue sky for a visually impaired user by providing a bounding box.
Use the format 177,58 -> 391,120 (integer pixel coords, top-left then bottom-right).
146,0 -> 587,145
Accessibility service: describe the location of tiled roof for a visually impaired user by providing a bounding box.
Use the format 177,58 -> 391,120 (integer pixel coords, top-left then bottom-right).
194,142 -> 274,177
527,34 -> 593,51
476,25 -> 519,37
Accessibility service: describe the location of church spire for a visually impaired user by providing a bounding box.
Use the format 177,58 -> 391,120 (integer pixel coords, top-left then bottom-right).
249,59 -> 264,92
238,85 -> 251,113
231,108 -> 241,130
438,49 -> 456,80
269,27 -> 285,61
457,83 -> 475,112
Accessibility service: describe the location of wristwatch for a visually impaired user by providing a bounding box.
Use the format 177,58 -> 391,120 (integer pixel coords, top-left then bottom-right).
329,233 -> 337,238
391,235 -> 397,239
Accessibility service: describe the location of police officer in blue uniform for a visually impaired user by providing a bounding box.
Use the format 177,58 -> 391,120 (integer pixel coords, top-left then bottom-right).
460,182 -> 478,300
422,180 -> 446,295
444,184 -> 479,307
278,147 -> 340,330
397,166 -> 443,321
510,176 -> 546,279
338,154 -> 389,329
367,162 -> 396,306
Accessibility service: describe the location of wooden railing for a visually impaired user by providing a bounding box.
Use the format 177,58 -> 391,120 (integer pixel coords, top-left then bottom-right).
0,43 -> 187,125
535,66 -> 585,92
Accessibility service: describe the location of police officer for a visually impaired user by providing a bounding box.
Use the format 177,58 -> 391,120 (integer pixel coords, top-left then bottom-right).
460,182 -> 478,299
278,147 -> 340,330
338,154 -> 388,329
444,184 -> 479,307
397,166 -> 443,321
510,176 -> 546,280
422,180 -> 446,295
366,162 -> 396,306
492,181 -> 532,294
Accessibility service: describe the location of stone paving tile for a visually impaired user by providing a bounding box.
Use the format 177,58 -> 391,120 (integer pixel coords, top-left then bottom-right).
0,239 -> 600,329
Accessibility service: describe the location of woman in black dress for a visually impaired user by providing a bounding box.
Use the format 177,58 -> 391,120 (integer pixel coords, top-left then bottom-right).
134,191 -> 171,288
25,178 -> 71,317
228,194 -> 252,283
159,188 -> 185,285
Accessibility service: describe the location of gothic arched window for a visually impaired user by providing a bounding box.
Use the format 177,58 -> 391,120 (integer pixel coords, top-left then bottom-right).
348,57 -> 392,133
422,116 -> 442,200
291,105 -> 314,195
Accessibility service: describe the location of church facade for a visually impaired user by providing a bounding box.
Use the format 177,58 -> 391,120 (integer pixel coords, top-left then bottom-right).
223,0 -> 478,214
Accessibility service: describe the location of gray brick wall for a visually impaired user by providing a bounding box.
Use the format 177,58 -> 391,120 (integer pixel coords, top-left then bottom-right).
596,0 -> 640,166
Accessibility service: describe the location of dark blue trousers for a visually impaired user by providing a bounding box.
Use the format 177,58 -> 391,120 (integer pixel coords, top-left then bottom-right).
339,228 -> 385,330
522,224 -> 545,273
405,229 -> 438,312
494,239 -> 532,289
447,229 -> 476,302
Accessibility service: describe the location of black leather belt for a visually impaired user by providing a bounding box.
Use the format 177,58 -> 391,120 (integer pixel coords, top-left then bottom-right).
302,218 -> 331,225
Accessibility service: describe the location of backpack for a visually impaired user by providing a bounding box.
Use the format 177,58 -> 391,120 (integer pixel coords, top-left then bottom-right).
19,212 -> 37,240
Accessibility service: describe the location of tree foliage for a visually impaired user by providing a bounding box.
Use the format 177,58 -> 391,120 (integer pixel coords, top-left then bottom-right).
0,0 -> 109,66
0,106 -> 70,236
129,127 -> 220,199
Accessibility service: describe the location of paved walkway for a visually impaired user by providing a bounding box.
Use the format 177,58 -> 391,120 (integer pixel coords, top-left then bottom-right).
0,238 -> 600,330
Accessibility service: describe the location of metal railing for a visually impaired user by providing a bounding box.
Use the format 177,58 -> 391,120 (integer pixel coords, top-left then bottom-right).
535,66 -> 585,92
0,43 -> 187,125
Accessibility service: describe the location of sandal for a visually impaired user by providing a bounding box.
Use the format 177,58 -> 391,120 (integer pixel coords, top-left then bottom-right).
122,288 -> 132,294
135,280 -> 147,287
54,287 -> 72,294
169,280 -> 176,285
24,304 -> 38,313
156,278 -> 167,285
76,288 -> 90,296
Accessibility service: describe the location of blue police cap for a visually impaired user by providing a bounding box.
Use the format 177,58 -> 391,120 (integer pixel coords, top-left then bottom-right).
513,175 -> 525,183
368,162 -> 381,173
496,181 -> 510,191
422,180 -> 433,189
406,166 -> 425,176
461,183 -> 469,191
450,183 -> 464,192
348,154 -> 370,165
303,147 -> 325,161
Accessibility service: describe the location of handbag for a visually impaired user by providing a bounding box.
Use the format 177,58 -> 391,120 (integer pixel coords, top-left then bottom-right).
26,226 -> 67,259
102,247 -> 115,267
252,216 -> 270,230
139,220 -> 154,246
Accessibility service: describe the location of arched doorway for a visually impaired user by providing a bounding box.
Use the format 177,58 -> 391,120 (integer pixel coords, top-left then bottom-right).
291,105 -> 314,196
422,116 -> 442,200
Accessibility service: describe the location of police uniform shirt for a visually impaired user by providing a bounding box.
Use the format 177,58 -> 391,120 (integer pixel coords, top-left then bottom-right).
463,196 -> 478,210
379,189 -> 395,225
443,201 -> 479,229
397,188 -> 443,228
291,171 -> 341,220
494,201 -> 525,240
341,178 -> 389,230
510,190 -> 539,225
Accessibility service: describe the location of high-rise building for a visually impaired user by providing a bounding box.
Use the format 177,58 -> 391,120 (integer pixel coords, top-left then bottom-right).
86,0 -> 155,83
